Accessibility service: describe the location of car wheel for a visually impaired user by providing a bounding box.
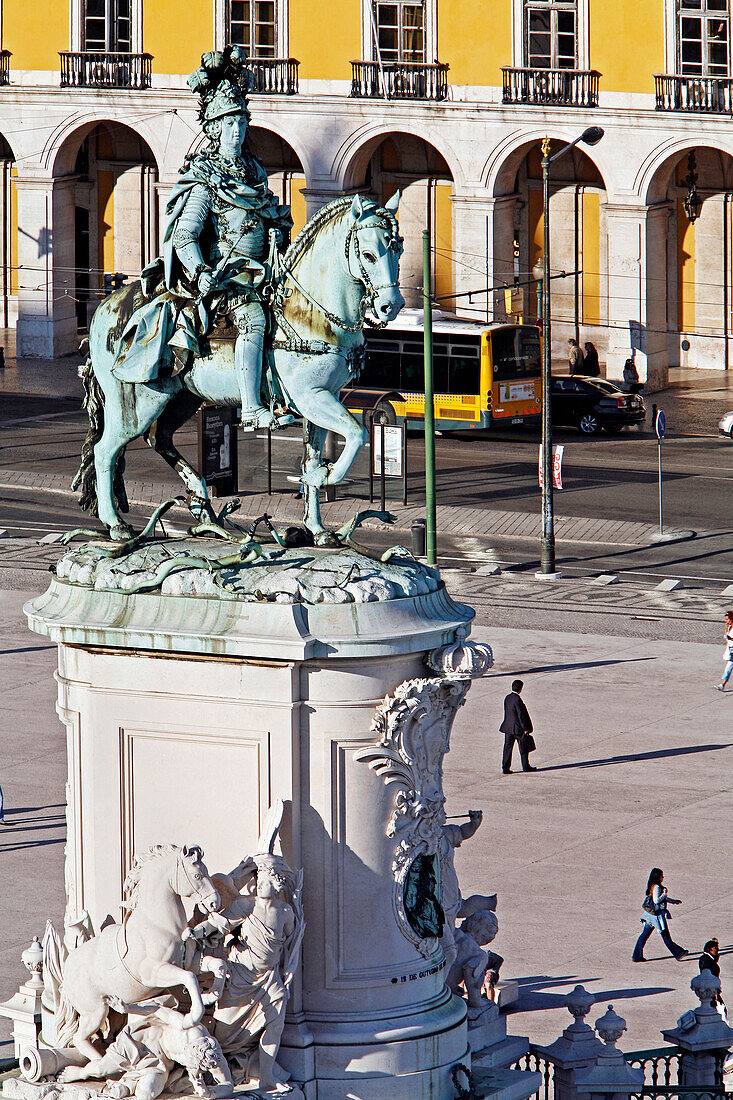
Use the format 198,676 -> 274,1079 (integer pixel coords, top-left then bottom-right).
604,424 -> 625,435
579,412 -> 600,435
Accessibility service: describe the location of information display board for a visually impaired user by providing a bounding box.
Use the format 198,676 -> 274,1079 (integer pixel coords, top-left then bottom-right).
372,424 -> 404,477
197,404 -> 238,497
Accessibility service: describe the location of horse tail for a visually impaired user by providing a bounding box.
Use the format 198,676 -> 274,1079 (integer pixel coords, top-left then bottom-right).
55,989 -> 80,1049
71,337 -> 129,517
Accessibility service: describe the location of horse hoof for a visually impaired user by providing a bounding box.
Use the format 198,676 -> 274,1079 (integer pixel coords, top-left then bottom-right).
313,529 -> 341,548
108,523 -> 134,542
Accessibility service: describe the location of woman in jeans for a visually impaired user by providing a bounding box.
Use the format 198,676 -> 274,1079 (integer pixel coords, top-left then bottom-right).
716,610 -> 733,691
632,868 -> 688,962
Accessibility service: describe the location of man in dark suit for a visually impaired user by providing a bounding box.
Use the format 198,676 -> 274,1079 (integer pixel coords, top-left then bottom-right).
499,679 -> 537,774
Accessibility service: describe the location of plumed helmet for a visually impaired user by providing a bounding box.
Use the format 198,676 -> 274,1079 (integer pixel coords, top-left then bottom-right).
203,78 -> 248,122
188,45 -> 253,125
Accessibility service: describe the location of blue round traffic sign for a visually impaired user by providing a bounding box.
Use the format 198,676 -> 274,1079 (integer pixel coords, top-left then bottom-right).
655,410 -> 666,440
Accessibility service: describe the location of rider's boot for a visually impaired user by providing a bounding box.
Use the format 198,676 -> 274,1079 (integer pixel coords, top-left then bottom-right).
235,330 -> 294,432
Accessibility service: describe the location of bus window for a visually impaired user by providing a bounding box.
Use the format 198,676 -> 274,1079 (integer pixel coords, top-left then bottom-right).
361,348 -> 399,388
491,327 -> 541,381
401,354 -> 424,391
450,355 -> 480,394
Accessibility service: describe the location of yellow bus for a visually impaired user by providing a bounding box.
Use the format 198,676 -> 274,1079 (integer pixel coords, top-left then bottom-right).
343,311 -> 542,430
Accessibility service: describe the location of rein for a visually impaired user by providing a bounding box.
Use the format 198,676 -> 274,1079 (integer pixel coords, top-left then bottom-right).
273,217 -> 399,358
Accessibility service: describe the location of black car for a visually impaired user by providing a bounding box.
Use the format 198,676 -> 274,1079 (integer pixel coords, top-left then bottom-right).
551,376 -> 646,434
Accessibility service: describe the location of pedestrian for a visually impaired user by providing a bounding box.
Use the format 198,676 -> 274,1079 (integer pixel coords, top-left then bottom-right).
499,679 -> 537,774
583,341 -> 600,376
623,356 -> 641,392
568,338 -> 584,375
716,609 -> 733,691
699,938 -> 727,1021
632,867 -> 688,962
0,779 -> 7,825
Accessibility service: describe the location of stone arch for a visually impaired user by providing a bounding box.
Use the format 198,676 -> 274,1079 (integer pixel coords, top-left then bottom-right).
335,124 -> 463,193
483,130 -> 610,198
638,137 -> 733,205
334,128 -> 457,309
47,113 -> 165,178
486,133 -> 610,359
50,120 -> 160,330
641,140 -> 733,371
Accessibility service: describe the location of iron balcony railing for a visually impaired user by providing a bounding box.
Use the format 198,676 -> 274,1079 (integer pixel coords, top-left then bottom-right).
243,57 -> 299,94
502,66 -> 600,107
655,73 -> 733,113
350,60 -> 449,100
59,51 -> 153,89
0,52 -> 11,86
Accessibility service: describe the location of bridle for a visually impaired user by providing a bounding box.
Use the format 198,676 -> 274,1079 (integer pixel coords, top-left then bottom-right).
275,216 -> 402,338
175,848 -> 209,906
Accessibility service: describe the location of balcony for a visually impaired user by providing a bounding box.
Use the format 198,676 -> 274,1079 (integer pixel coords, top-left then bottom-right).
655,73 -> 733,113
59,52 -> 152,89
350,60 -> 449,101
502,66 -> 600,107
0,52 -> 11,87
245,57 -> 299,94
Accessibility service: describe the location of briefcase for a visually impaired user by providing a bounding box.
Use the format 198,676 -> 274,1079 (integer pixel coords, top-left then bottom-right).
522,732 -> 536,753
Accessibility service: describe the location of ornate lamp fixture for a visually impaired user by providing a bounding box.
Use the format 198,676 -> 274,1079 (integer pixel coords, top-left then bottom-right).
683,150 -> 702,224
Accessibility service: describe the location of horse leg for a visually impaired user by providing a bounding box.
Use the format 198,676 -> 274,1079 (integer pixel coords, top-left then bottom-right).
297,387 -> 367,487
301,421 -> 329,543
71,1002 -> 108,1062
94,416 -> 136,541
94,384 -> 172,539
144,391 -> 211,520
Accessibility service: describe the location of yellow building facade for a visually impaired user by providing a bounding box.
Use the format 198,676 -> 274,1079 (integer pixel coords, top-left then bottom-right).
2,0 -> 733,385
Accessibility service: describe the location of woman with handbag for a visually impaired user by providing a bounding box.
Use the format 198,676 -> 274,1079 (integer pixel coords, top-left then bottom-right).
632,867 -> 688,962
716,610 -> 733,691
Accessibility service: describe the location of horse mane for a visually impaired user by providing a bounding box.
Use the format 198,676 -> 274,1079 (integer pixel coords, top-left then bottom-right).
123,843 -> 182,910
282,194 -> 399,273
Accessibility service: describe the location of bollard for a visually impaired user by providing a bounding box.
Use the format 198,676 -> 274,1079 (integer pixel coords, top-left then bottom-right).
411,519 -> 427,558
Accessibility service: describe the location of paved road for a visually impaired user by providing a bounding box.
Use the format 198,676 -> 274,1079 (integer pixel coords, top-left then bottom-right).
2,369 -> 733,579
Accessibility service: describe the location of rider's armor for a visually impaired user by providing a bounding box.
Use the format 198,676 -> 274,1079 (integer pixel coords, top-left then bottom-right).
171,153 -> 283,430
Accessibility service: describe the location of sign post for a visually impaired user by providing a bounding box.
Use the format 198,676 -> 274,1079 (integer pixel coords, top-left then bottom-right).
197,404 -> 238,497
655,408 -> 666,536
538,443 -> 564,490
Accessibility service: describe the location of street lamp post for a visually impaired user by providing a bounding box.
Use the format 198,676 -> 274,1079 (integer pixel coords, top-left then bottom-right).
538,125 -> 604,576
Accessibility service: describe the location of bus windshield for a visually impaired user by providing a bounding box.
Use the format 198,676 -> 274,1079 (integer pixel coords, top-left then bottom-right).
491,327 -> 541,382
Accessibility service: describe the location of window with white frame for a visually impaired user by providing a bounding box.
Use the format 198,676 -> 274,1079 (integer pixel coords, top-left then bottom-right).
678,0 -> 729,76
83,0 -> 132,51
373,1 -> 425,62
228,0 -> 277,57
524,0 -> 577,68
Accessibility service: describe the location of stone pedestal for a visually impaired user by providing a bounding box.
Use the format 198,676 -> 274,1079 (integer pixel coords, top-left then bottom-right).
24,542 -> 484,1100
662,973 -> 733,1087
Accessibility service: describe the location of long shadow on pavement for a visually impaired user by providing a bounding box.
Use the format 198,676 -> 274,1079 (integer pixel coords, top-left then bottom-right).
489,657 -> 657,677
537,744 -> 733,772
509,975 -> 672,1012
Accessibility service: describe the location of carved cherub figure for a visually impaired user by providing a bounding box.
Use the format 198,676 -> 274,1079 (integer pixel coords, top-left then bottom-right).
447,895 -> 504,1015
437,809 -> 483,966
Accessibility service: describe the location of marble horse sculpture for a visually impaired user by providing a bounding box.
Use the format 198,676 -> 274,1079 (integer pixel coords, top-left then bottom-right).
72,47 -> 404,545
49,845 -> 221,1061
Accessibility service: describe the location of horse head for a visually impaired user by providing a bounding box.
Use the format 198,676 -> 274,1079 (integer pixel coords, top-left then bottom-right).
348,193 -> 405,324
175,844 -> 221,914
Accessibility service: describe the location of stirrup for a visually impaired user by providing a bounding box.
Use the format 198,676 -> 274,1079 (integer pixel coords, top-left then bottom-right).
239,406 -> 278,432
